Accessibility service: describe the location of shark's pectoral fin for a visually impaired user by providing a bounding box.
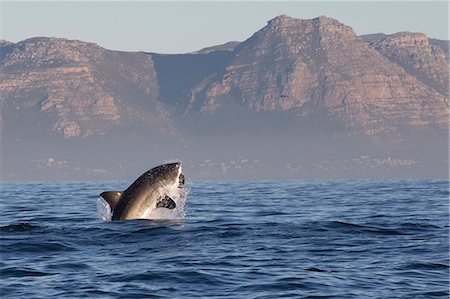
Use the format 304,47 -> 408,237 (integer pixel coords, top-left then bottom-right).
100,191 -> 123,211
156,195 -> 177,209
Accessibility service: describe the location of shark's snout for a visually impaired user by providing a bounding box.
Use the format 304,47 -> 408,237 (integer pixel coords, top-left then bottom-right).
165,162 -> 181,172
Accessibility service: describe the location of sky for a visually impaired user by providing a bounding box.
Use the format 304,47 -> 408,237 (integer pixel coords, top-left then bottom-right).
1,1 -> 449,54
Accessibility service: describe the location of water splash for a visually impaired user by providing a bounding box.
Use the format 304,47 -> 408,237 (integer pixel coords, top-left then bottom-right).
141,178 -> 189,220
96,197 -> 112,221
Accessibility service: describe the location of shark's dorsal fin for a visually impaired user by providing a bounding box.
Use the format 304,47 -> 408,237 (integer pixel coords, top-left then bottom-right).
100,191 -> 123,211
156,195 -> 176,209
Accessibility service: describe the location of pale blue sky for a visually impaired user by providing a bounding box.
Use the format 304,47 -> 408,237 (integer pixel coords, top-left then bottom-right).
1,1 -> 448,54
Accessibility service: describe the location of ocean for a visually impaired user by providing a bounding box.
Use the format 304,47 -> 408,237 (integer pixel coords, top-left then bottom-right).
1,180 -> 448,298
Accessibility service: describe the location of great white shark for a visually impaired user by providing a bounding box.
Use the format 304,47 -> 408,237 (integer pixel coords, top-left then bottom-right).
99,162 -> 185,220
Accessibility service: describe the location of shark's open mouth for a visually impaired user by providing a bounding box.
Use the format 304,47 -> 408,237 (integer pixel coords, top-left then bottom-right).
178,173 -> 185,188
176,163 -> 184,189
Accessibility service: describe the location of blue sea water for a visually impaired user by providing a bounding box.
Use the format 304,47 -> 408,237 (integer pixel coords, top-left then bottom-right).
0,180 -> 448,298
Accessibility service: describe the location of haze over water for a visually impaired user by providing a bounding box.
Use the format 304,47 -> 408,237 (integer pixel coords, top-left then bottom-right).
1,180 -> 448,298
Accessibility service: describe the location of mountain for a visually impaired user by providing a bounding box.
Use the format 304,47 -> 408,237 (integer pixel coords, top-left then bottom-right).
188,15 -> 448,135
1,16 -> 448,180
361,32 -> 449,96
0,37 -> 176,139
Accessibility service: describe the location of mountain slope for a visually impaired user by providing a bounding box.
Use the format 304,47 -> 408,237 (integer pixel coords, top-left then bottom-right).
362,32 -> 449,96
189,15 -> 448,135
0,37 -> 176,139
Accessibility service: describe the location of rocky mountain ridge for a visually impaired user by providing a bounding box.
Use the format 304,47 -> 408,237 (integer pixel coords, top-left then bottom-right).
189,15 -> 448,136
2,16 -> 448,138
1,15 -> 448,179
363,32 -> 449,96
1,37 -> 178,139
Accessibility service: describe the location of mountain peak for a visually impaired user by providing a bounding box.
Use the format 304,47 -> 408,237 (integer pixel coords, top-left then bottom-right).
0,39 -> 14,46
264,15 -> 356,41
313,15 -> 357,40
379,32 -> 430,47
268,14 -> 337,25
265,14 -> 304,31
18,36 -> 101,49
313,15 -> 335,23
268,14 -> 295,24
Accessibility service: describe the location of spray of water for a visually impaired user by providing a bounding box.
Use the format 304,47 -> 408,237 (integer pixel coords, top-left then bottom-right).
141,178 -> 189,220
97,196 -> 112,221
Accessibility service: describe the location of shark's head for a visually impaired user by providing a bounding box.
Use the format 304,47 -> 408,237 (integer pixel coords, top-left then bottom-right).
155,162 -> 183,189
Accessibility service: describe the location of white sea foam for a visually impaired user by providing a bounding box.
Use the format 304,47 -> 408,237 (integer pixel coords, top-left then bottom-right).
141,186 -> 189,220
96,197 -> 112,221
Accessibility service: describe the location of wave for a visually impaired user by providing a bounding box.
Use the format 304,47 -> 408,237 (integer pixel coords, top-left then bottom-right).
1,241 -> 76,253
1,267 -> 53,277
325,220 -> 408,235
399,262 -> 449,270
0,223 -> 41,232
1,180 -> 448,298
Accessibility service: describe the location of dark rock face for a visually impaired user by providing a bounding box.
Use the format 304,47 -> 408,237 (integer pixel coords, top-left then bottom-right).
0,15 -> 448,179
0,37 -> 175,138
365,32 -> 449,96
190,16 -> 448,135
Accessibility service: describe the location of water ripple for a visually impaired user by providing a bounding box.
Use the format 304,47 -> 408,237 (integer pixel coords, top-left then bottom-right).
0,180 -> 448,298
